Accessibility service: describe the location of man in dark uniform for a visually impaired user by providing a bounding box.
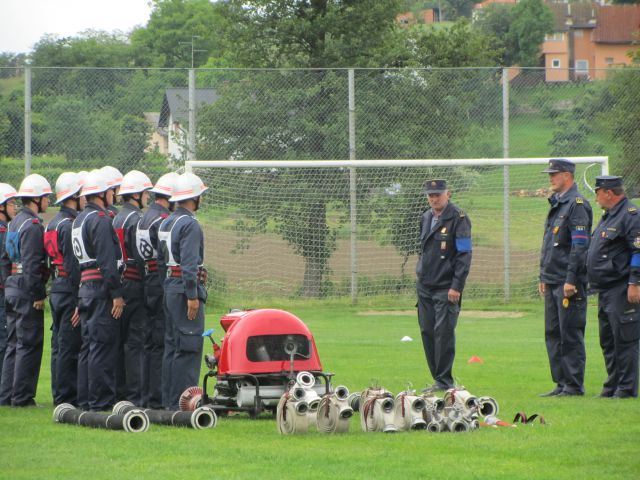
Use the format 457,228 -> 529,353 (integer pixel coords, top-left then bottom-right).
45,172 -> 84,406
74,169 -> 125,411
0,174 -> 51,407
587,175 -> 640,399
416,179 -> 472,392
159,172 -> 208,410
112,170 -> 152,406
538,159 -> 593,397
137,172 -> 177,408
0,183 -> 18,384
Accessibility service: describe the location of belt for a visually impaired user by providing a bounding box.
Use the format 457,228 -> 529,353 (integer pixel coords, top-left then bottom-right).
80,268 -> 103,282
144,259 -> 158,273
168,265 -> 207,283
11,263 -> 23,274
122,265 -> 143,282
52,265 -> 68,278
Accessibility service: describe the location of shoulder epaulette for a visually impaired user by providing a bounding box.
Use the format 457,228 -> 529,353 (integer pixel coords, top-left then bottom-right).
576,197 -> 584,204
629,207 -> 637,215
97,211 -> 106,217
107,211 -> 115,218
459,210 -> 466,218
160,213 -> 169,219
31,218 -> 39,224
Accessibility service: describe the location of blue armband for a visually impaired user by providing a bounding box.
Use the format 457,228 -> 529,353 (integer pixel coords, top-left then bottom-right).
631,253 -> 640,267
455,237 -> 472,252
571,230 -> 589,246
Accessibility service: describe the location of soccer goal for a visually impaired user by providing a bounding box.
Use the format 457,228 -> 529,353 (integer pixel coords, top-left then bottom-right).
186,157 -> 608,302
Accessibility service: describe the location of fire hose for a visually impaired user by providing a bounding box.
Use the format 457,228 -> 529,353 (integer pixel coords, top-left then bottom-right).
394,392 -> 427,431
276,392 -> 310,434
113,401 -> 217,429
359,387 -> 398,433
53,403 -> 149,433
316,386 -> 353,433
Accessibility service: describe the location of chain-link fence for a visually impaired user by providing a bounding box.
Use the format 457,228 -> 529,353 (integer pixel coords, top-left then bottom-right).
1,66 -> 639,301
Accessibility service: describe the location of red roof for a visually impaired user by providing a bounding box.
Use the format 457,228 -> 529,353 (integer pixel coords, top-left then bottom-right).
594,5 -> 640,44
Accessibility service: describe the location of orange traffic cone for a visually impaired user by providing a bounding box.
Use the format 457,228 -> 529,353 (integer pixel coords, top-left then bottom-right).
467,355 -> 484,364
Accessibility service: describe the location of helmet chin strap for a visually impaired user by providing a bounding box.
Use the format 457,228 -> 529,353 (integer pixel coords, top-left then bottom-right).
194,196 -> 200,212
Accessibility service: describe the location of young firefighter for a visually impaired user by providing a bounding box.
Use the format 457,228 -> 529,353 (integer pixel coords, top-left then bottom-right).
100,165 -> 123,218
158,172 -> 208,410
0,183 -> 18,383
0,174 -> 51,407
112,170 -> 152,406
45,172 -> 85,406
73,169 -> 125,411
136,172 -> 178,408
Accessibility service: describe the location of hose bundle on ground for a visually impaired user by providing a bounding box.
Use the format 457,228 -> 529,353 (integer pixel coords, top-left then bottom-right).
276,391 -> 310,434
394,391 -> 427,431
53,403 -> 149,433
316,385 -> 354,433
359,387 -> 398,433
113,401 -> 217,429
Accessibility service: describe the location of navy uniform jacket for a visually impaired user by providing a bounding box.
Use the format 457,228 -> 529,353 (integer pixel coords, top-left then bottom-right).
159,207 -> 206,301
73,203 -> 123,299
137,202 -> 169,288
416,202 -> 472,292
113,203 -> 144,278
4,207 -> 47,301
107,205 -> 118,219
540,184 -> 593,286
46,206 -> 80,294
587,197 -> 640,291
0,219 -> 9,289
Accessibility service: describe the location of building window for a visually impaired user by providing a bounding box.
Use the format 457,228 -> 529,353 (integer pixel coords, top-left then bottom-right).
545,33 -> 564,41
552,59 -> 561,68
575,60 -> 589,73
574,30 -> 583,38
605,57 -> 614,64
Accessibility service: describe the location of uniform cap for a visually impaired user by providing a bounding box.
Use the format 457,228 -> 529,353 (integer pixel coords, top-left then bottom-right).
169,172 -> 208,202
119,170 -> 153,196
594,175 -> 623,191
17,174 -> 52,198
54,172 -> 82,204
0,183 -> 17,205
542,159 -> 575,174
424,179 -> 447,194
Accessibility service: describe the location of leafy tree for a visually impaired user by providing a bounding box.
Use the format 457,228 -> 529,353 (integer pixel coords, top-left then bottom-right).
130,0 -> 230,67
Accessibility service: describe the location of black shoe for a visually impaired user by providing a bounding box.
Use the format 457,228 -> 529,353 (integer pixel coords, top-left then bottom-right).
539,387 -> 563,397
421,384 -> 449,394
612,391 -> 636,399
556,390 -> 584,397
595,389 -> 615,398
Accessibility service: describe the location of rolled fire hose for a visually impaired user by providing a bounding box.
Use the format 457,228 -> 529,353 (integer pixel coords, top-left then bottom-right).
478,396 -> 499,417
53,403 -> 149,433
444,388 -> 479,413
276,393 -> 310,435
113,401 -> 217,429
316,395 -> 353,433
360,393 -> 397,433
394,393 -> 427,431
179,386 -> 204,412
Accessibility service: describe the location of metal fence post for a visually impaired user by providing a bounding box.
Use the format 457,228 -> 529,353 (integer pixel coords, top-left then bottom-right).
188,68 -> 196,162
349,69 -> 357,304
24,66 -> 32,176
502,68 -> 510,301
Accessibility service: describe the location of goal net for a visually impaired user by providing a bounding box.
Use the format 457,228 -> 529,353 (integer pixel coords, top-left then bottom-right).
187,157 -> 607,302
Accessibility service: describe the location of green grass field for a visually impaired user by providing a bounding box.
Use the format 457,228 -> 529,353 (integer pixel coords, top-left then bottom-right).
1,298 -> 638,479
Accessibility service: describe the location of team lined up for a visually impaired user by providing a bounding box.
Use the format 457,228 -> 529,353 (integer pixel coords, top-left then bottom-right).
0,167 -> 209,411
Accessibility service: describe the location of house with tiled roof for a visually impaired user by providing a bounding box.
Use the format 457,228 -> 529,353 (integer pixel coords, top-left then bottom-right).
542,3 -> 640,82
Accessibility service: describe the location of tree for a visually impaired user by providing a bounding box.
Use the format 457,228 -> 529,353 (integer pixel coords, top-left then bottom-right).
130,0 -> 230,67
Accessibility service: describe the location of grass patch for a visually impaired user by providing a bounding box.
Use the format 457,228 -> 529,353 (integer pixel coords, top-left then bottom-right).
1,299 -> 639,479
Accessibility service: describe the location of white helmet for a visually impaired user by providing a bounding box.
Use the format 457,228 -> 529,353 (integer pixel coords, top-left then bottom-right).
54,172 -> 82,204
77,170 -> 89,186
169,172 -> 208,202
17,173 -> 52,198
0,183 -> 17,205
150,172 -> 179,197
80,169 -> 110,196
119,170 -> 153,196
101,166 -> 123,188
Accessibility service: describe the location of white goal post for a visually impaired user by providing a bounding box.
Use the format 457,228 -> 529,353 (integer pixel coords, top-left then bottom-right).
186,157 -> 608,303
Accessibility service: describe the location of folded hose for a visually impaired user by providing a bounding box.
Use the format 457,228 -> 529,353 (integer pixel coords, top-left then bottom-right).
276,393 -> 310,434
316,394 -> 353,433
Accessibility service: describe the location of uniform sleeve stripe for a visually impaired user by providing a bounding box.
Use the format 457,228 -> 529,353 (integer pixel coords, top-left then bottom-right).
456,238 -> 472,252
631,254 -> 640,267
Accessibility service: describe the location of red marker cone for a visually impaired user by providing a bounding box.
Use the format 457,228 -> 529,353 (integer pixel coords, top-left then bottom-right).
467,355 -> 484,364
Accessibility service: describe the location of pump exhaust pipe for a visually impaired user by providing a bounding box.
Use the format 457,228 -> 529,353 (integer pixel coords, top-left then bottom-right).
54,403 -> 149,433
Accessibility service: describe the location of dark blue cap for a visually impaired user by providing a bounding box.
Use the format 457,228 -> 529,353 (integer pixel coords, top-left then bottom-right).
542,158 -> 576,174
424,179 -> 447,194
595,175 -> 623,190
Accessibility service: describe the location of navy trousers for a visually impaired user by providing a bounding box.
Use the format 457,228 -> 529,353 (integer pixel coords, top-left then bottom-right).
50,292 -> 82,405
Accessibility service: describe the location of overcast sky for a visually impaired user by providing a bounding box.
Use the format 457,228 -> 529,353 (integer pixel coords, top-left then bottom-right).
0,0 -> 153,54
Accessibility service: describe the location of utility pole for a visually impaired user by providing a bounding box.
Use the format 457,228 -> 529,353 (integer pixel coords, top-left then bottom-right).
180,35 -> 206,68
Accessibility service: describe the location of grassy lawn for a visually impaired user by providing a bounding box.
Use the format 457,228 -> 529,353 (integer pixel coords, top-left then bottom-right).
1,298 -> 638,479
